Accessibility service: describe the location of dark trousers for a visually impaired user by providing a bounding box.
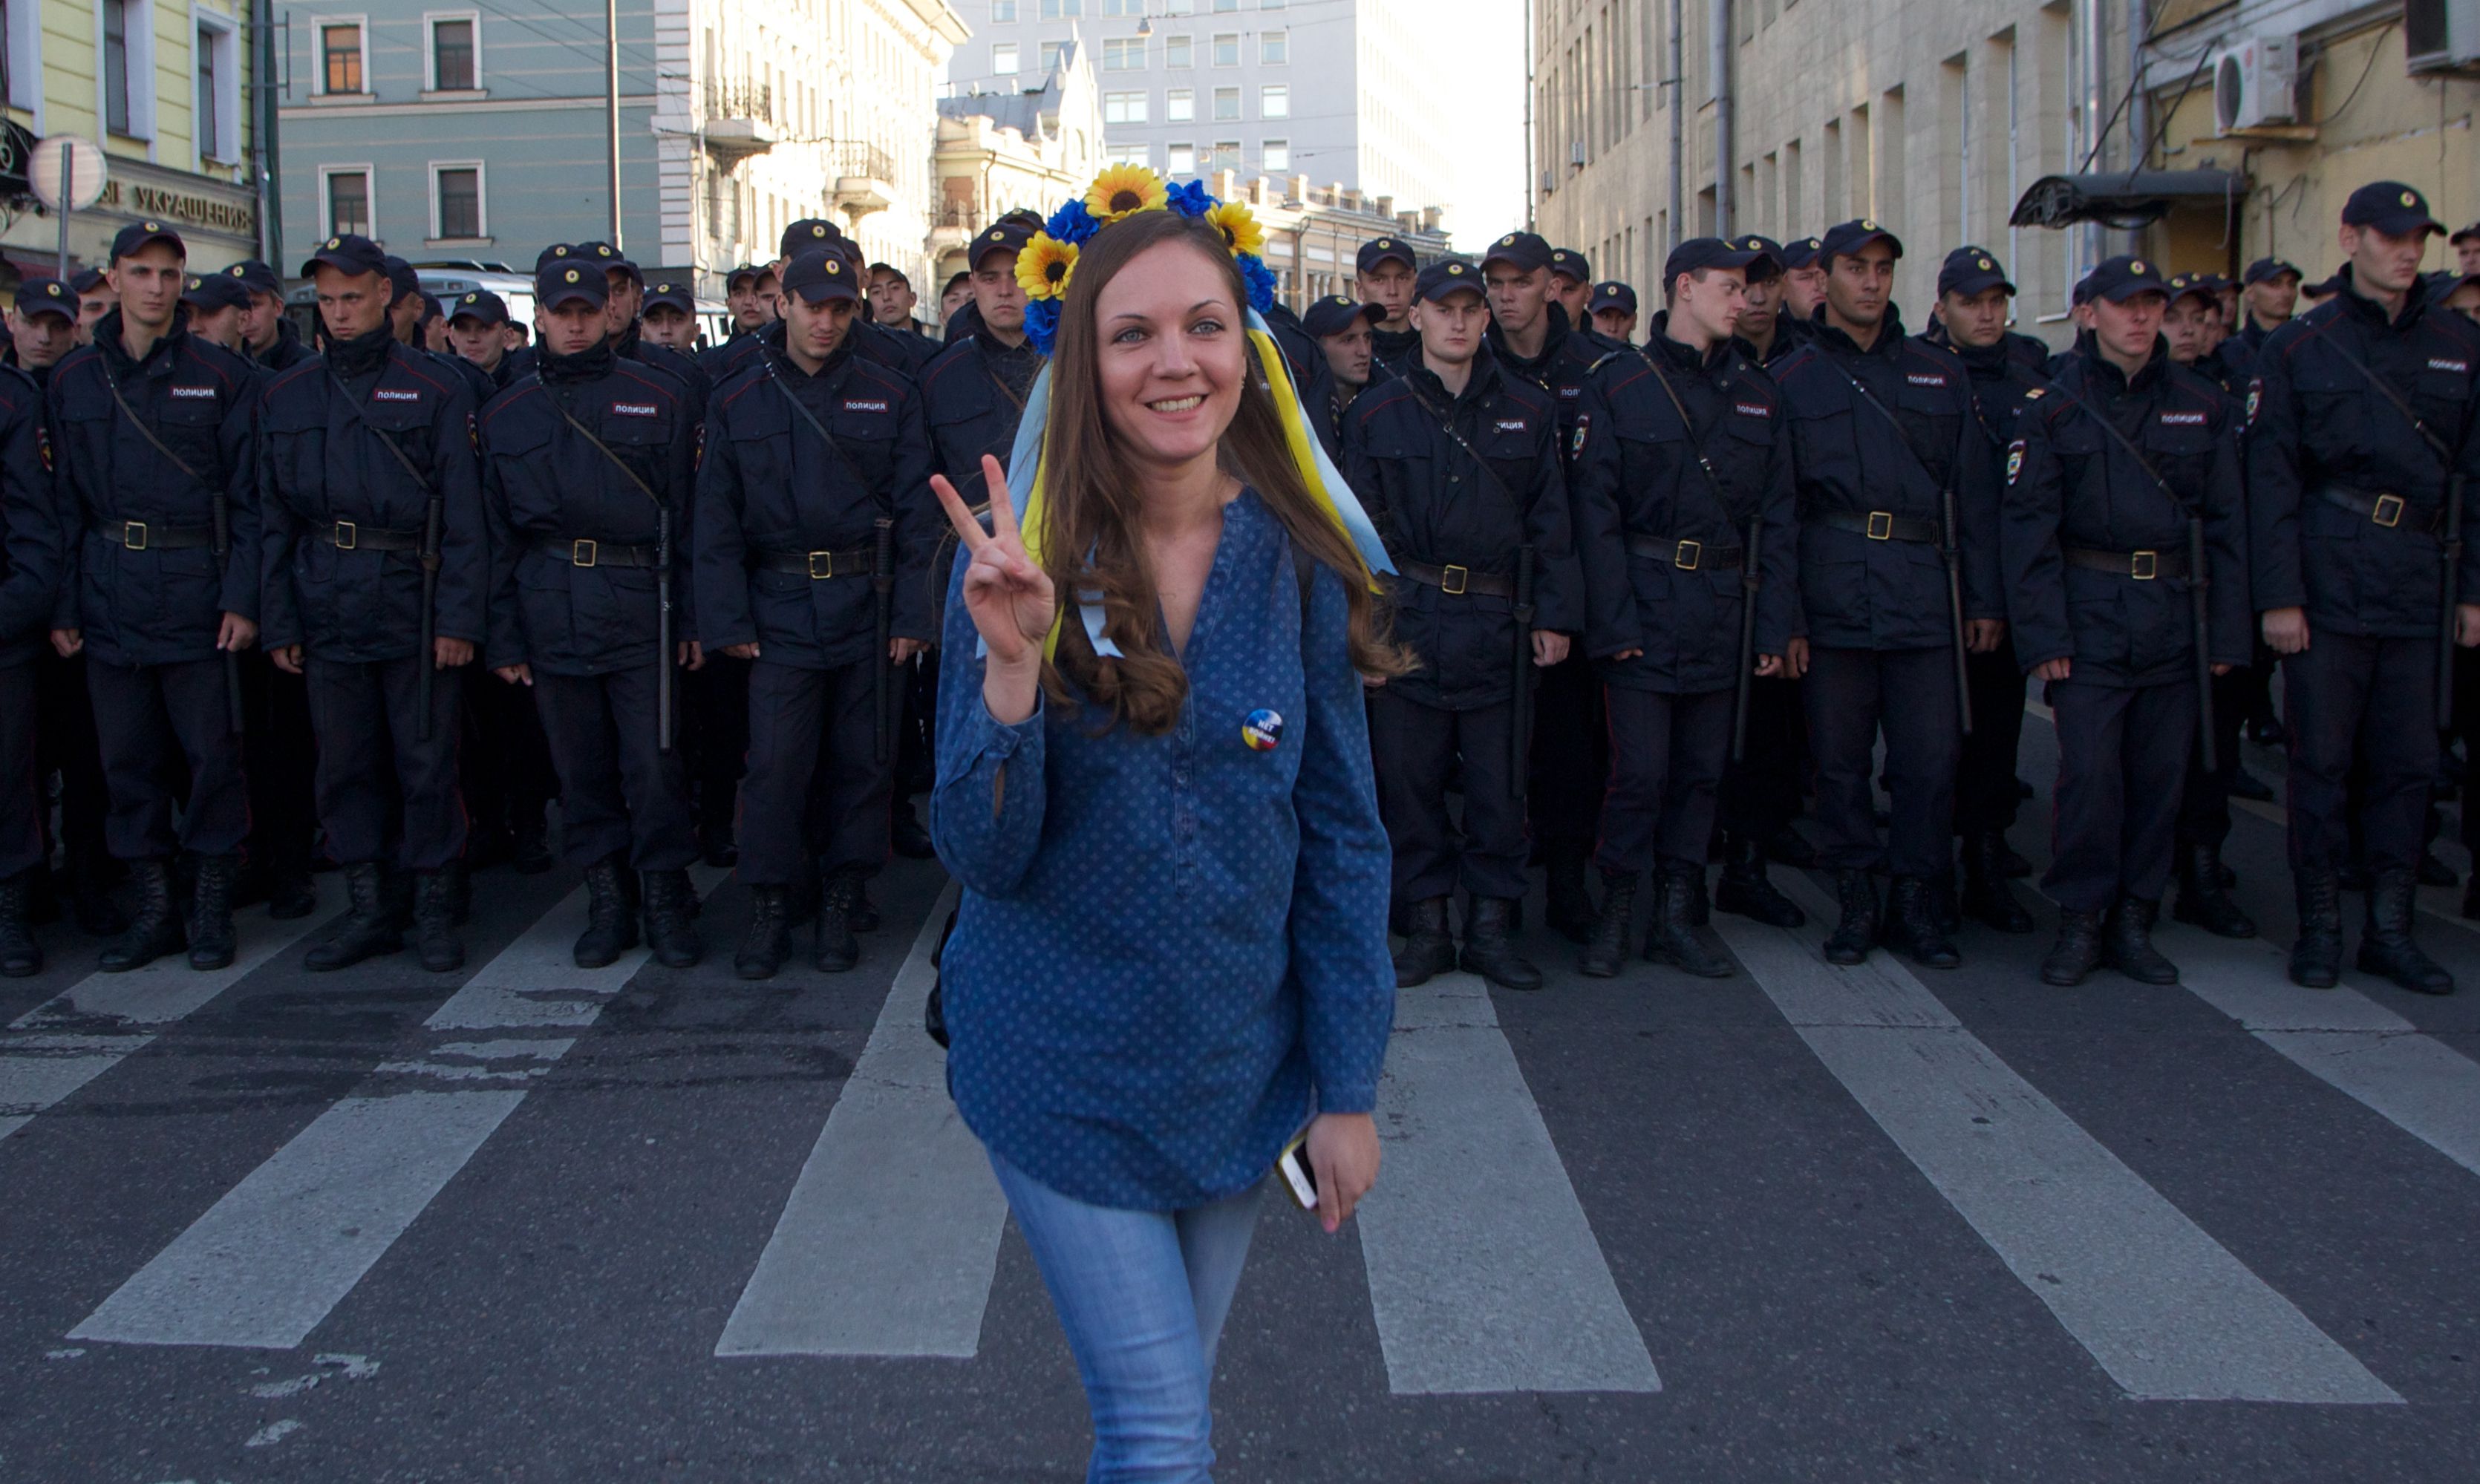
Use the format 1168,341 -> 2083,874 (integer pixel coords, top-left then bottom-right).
35,647 -> 111,883
1956,647 -> 2027,836
305,655 -> 466,871
742,658 -> 892,886
87,656 -> 249,862
0,662 -> 43,879
463,664 -> 558,840
2175,667 -> 2252,852
2458,646 -> 2480,854
1527,654 -> 1605,860
2043,679 -> 2195,912
1719,673 -> 1807,840
532,667 -> 698,871
239,651 -> 316,878
2284,633 -> 2436,873
1594,685 -> 1732,876
1804,646 -> 1960,877
683,650 -> 751,826
1370,688 -> 1526,902
896,650 -> 939,795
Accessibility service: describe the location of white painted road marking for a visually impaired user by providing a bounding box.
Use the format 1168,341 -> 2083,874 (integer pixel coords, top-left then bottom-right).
1355,970 -> 1662,1395
69,869 -> 722,1351
1714,872 -> 2401,1404
716,880 -> 1012,1359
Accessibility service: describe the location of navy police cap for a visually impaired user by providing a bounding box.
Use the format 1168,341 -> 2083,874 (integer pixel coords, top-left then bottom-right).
1819,218 -> 1903,266
1547,247 -> 1590,283
968,218 -> 1037,271
299,234 -> 388,281
1356,236 -> 1417,275
535,258 -> 610,310
1778,236 -> 1827,272
1481,231 -> 1553,274
780,247 -> 861,304
643,278 -> 695,315
2341,181 -> 2444,238
180,272 -> 251,313
1586,281 -> 1637,316
13,278 -> 76,322
1937,246 -> 2014,299
222,259 -> 283,298
1414,258 -> 1486,304
2075,255 -> 2170,305
780,218 -> 843,259
2242,256 -> 2303,287
109,220 -> 185,263
1662,236 -> 1767,287
574,241 -> 641,283
1301,293 -> 1383,339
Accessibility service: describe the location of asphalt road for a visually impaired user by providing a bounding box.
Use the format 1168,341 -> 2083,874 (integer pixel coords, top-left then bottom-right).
7,709 -> 2480,1483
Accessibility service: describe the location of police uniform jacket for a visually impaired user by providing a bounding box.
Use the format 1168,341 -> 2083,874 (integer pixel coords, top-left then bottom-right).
2194,339 -> 2252,401
1371,323 -> 1420,372
1340,344 -> 1582,711
2001,336 -> 2251,685
2247,269 -> 2480,638
254,318 -> 314,373
1261,300 -> 1319,387
616,322 -> 710,420
1570,320 -> 1800,694
918,330 -> 1042,509
48,310 -> 261,667
257,326 -> 486,663
0,367 -> 65,665
478,339 -> 696,676
1305,357 -> 1394,464
1486,302 -> 1605,448
1945,333 -> 2054,506
1772,307 -> 2003,650
700,316 -> 926,387
694,338 -> 936,670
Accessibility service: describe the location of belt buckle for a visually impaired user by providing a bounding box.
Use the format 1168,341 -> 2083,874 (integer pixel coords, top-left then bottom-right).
571,538 -> 598,567
2373,494 -> 2405,529
2130,550 -> 2157,580
808,550 -> 838,579
1674,539 -> 1702,571
1440,563 -> 1469,596
1865,510 -> 1893,540
333,520 -> 358,551
121,520 -> 148,552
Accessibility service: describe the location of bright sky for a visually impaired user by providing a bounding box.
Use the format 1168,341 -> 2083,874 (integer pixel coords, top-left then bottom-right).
1428,0 -> 1529,249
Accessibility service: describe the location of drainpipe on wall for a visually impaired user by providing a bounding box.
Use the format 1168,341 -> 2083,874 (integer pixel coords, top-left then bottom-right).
254,0 -> 283,267
2126,0 -> 2150,254
2081,0 -> 2106,278
1668,0 -> 1684,253
1710,0 -> 1732,238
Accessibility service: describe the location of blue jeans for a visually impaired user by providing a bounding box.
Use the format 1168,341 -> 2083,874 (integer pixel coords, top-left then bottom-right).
988,1149 -> 1267,1484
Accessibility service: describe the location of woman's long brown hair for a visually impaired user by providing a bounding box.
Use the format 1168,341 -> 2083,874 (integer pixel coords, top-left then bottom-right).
1035,209 -> 1405,734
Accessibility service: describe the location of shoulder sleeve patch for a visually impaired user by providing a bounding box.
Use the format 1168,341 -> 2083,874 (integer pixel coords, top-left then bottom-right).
2005,439 -> 2026,487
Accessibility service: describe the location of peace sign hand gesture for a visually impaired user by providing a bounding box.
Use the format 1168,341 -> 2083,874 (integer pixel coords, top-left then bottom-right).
933,455 -> 1054,725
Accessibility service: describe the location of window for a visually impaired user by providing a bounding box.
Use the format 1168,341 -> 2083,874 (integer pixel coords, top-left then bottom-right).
1038,40 -> 1063,71
431,16 -> 476,90
1107,142 -> 1148,165
1164,34 -> 1192,67
1103,89 -> 1146,123
1165,88 -> 1193,121
1211,31 -> 1238,65
102,0 -> 132,131
1166,142 -> 1195,174
1262,137 -> 1288,172
195,25 -> 221,157
1260,83 -> 1287,117
326,169 -> 372,236
991,0 -> 1016,16
322,22 -> 364,94
1260,29 -> 1285,63
1212,0 -> 1236,10
434,163 -> 483,238
1038,0 -> 1080,16
1102,0 -> 1141,12
1207,140 -> 1239,174
1103,37 -> 1143,70
992,41 -> 1019,73
1213,85 -> 1239,120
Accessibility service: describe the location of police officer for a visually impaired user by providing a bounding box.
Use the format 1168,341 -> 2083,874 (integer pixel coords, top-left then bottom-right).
70,267 -> 114,343
1357,237 -> 1421,367
382,255 -> 495,412
696,246 -> 936,980
446,288 -> 521,391
2251,182 -> 2480,994
1585,281 -> 1638,344
2238,258 -> 2304,354
223,261 -> 311,373
181,272 -> 250,353
1302,292 -> 1388,461
1924,246 -> 2049,935
1343,257 -> 1584,991
480,258 -> 703,969
5,278 -> 79,380
1546,248 -> 1602,345
1773,218 -> 2004,968
572,242 -> 712,411
720,264 -> 773,346
260,233 -> 486,973
1732,238 -> 1798,367
641,278 -> 700,351
1570,238 -> 1799,980
1777,237 -> 1828,333
2003,255 -> 2251,986
0,345 -> 65,971
704,222 -> 935,384
48,222 -> 261,973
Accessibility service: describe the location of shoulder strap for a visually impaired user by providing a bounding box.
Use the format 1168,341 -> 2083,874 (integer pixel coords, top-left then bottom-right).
2313,329 -> 2458,470
762,358 -> 877,494
1832,359 -> 1950,493
1634,344 -> 1749,523
99,365 -> 204,483
2058,389 -> 2192,515
324,367 -> 435,493
1404,382 -> 1526,509
550,393 -> 664,509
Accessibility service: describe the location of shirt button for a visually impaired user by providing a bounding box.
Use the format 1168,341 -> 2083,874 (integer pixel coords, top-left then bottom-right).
1173,768 -> 1190,785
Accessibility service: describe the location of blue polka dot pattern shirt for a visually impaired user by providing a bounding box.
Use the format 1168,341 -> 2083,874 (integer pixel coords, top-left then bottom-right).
933,488 -> 1396,1212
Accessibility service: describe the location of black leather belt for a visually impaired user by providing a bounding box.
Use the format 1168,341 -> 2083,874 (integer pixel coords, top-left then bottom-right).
90,517 -> 212,551
321,520 -> 425,552
2062,544 -> 2190,580
1394,559 -> 1515,598
751,543 -> 873,578
1807,507 -> 1942,543
1625,533 -> 1743,570
533,535 -> 659,568
2317,486 -> 2444,536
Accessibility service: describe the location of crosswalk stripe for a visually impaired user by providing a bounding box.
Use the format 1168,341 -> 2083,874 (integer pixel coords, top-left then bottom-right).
0,883 -> 339,1142
714,880 -> 1011,1359
68,866 -> 724,1351
1714,872 -> 2401,1404
1356,971 -> 1662,1395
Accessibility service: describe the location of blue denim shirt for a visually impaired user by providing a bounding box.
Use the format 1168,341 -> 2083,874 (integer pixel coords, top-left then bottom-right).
932,487 -> 1395,1211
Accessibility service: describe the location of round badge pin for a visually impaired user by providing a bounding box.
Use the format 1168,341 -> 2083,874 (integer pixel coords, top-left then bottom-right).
1241,709 -> 1284,751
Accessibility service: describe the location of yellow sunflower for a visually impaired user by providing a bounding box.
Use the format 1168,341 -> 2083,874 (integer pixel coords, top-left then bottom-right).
1017,235 -> 1080,301
1085,164 -> 1168,224
1204,200 -> 1265,259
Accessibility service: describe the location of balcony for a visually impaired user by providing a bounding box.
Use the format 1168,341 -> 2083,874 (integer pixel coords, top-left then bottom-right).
831,143 -> 901,221
704,82 -> 781,164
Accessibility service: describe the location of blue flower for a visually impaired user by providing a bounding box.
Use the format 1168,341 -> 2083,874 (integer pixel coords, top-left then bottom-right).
1236,253 -> 1277,313
1025,298 -> 1061,356
1168,179 -> 1216,218
1045,199 -> 1100,246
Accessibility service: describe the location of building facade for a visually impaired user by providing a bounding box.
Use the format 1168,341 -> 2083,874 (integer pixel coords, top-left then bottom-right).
931,45 -> 1106,284
1,0 -> 265,281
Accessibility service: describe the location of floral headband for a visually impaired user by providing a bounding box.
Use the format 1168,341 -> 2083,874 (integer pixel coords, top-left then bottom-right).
1014,165 -> 1277,356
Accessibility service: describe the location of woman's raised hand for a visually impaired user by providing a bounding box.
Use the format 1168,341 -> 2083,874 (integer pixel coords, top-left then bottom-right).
933,455 -> 1056,671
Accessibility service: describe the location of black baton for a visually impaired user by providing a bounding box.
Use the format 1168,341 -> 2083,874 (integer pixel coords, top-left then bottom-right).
872,517 -> 895,765
1732,514 -> 1762,763
1942,483 -> 1973,736
1510,545 -> 1537,802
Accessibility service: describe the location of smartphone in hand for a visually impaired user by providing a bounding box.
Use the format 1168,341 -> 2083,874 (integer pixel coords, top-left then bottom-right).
1276,1133 -> 1319,1212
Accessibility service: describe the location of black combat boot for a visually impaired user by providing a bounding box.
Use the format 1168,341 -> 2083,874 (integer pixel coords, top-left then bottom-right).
1823,869 -> 1879,965
2288,869 -> 2344,989
698,794 -> 739,868
186,853 -> 238,971
889,798 -> 936,860
305,862 -> 399,971
1544,848 -> 1599,944
1459,897 -> 1543,991
812,867 -> 863,973
1643,866 -> 1733,978
2040,909 -> 2105,986
1681,866 -> 1711,926
2103,895 -> 2179,984
1393,897 -> 1457,987
642,869 -> 703,969
1577,872 -> 1637,978
846,872 -> 882,934
1714,834 -> 1804,927
413,869 -> 465,972
1883,875 -> 1960,970
2172,840 -> 2257,938
737,884 -> 791,981
0,872 -> 40,977
2357,866 -> 2454,996
441,857 -> 472,926
573,854 -> 639,969
1960,832 -> 2037,934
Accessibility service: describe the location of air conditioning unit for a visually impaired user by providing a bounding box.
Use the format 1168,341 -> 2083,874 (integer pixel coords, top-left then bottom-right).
2213,35 -> 2299,133
1569,140 -> 1586,169
2406,0 -> 2480,71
